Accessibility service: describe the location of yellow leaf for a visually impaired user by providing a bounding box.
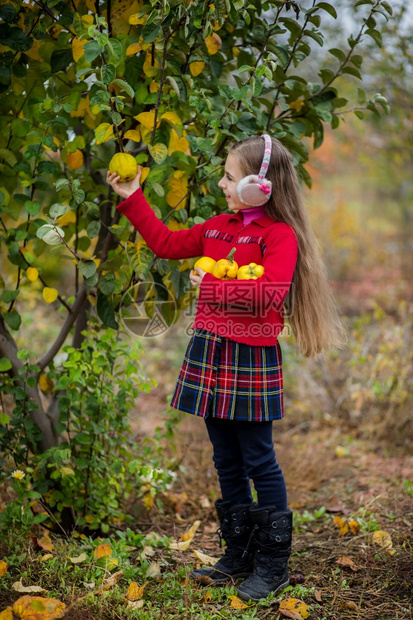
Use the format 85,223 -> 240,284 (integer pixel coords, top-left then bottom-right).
143,51 -> 159,77
168,129 -> 189,156
42,288 -> 58,304
289,98 -> 305,112
25,39 -> 42,62
149,80 -> 159,93
56,210 -> 76,226
96,556 -> 119,571
167,219 -> 185,231
94,543 -> 112,559
161,111 -> 182,128
95,123 -> 115,144
169,539 -> 192,551
140,125 -> 152,145
372,530 -> 394,553
40,554 -> 54,562
189,61 -> 205,77
66,149 -> 84,170
110,0 -> 144,35
0,560 -> 7,576
12,595 -> 66,620
149,143 -> 168,165
72,37 -> 86,62
205,33 -> 222,55
129,14 -> 146,25
38,374 -> 54,395
96,570 -> 123,593
349,520 -> 360,535
140,167 -> 150,183
279,597 -> 310,619
0,607 -> 13,620
203,590 -> 212,602
67,553 -> 87,564
166,170 -> 188,208
125,581 -> 148,601
229,595 -> 249,609
26,267 -> 38,282
126,42 -> 142,56
181,520 -> 201,541
124,129 -> 141,142
12,581 -> 47,594
193,550 -> 219,566
134,111 -> 160,131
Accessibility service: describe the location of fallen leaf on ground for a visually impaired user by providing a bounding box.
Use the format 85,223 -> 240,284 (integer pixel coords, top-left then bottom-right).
203,590 -> 212,603
229,595 -> 249,609
140,545 -> 155,560
12,595 -> 65,619
333,516 -> 349,536
40,555 -> 54,562
372,530 -> 395,554
349,520 -> 361,534
94,543 -> 112,559
0,607 -> 13,619
67,553 -> 87,564
181,520 -> 201,541
341,600 -> 359,611
12,580 -> 47,594
169,539 -> 192,551
0,561 -> 7,576
314,589 -> 322,602
127,600 -> 144,610
146,561 -> 161,579
279,598 -> 310,619
199,495 -> 211,509
31,536 -> 54,553
194,574 -> 214,586
125,581 -> 148,602
96,570 -> 123,594
337,556 -> 359,571
193,550 -> 219,566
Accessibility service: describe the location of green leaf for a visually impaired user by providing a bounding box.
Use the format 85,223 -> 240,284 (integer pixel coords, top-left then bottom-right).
79,260 -> 97,279
97,291 -> 119,329
317,2 -> 337,19
365,28 -> 382,47
49,203 -> 70,218
0,5 -> 17,22
142,23 -> 160,43
380,1 -> 392,15
98,273 -> 116,295
342,66 -> 362,80
350,54 -> 363,68
24,200 -> 41,216
50,48 -> 73,73
86,220 -> 101,238
354,110 -> 365,119
2,309 -> 21,330
102,63 -> 116,84
0,356 -> 12,372
84,40 -> 102,63
1,289 -> 19,303
55,178 -> 70,191
112,78 -> 135,98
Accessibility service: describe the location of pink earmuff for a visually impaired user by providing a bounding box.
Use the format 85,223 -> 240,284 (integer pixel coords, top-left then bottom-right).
236,134 -> 273,207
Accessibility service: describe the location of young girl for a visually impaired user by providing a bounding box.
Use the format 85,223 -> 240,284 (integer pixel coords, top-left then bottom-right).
107,135 -> 346,602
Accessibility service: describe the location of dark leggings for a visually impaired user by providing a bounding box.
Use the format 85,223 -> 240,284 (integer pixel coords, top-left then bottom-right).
204,417 -> 287,510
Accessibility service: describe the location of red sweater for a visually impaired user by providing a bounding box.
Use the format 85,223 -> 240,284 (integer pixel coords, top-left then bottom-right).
116,188 -> 298,346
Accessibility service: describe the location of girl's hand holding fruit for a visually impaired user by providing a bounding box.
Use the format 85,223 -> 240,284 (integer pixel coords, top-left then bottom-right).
106,153 -> 141,199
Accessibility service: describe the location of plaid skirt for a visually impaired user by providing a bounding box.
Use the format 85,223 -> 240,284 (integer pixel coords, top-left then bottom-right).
169,328 -> 284,422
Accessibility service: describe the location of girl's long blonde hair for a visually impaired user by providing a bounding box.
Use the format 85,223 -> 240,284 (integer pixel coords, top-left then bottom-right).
231,135 -> 347,358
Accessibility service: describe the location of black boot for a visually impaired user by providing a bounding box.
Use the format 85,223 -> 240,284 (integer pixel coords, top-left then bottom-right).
190,499 -> 255,584
236,506 -> 292,602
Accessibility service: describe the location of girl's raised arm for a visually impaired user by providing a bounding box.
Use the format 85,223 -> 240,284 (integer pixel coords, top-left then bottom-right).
107,171 -> 207,260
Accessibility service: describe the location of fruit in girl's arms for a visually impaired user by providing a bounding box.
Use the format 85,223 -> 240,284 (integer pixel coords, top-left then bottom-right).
236,263 -> 265,280
212,247 -> 238,280
108,153 -> 138,182
66,149 -> 84,170
193,256 -> 216,275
